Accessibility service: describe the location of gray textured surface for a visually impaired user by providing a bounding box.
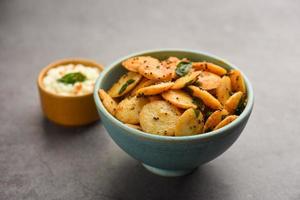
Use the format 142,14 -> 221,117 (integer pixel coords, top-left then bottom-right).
0,0 -> 300,199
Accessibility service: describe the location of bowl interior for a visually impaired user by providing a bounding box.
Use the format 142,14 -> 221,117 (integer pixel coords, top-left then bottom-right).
94,49 -> 254,141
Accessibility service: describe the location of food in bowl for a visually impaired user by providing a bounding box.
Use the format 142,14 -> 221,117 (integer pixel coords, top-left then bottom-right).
98,56 -> 247,136
94,50 -> 254,176
43,63 -> 100,96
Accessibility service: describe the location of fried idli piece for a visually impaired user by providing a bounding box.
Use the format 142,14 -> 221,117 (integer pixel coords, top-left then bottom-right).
136,82 -> 174,96
139,100 -> 181,136
229,70 -> 246,93
192,62 -> 227,76
122,56 -> 160,72
216,76 -> 232,105
214,115 -> 238,130
203,109 -> 229,132
224,91 -> 243,114
161,57 -> 181,68
172,71 -> 201,90
188,85 -> 223,110
175,108 -> 204,136
130,78 -> 157,96
162,90 -> 197,109
138,61 -> 174,81
115,96 -> 149,124
108,72 -> 142,97
161,57 -> 182,79
98,89 -> 118,115
196,71 -> 221,90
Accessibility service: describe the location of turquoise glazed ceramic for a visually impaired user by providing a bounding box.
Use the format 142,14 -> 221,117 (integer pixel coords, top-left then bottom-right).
93,49 -> 254,177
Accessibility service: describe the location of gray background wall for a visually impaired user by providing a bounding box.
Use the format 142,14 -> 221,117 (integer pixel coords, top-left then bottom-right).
0,0 -> 299,199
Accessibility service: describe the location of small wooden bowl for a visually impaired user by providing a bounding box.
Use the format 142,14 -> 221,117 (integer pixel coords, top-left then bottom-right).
37,58 -> 104,126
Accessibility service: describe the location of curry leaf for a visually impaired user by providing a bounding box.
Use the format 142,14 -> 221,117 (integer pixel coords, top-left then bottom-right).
235,96 -> 246,115
175,61 -> 192,77
118,79 -> 135,94
193,109 -> 200,118
57,72 -> 86,84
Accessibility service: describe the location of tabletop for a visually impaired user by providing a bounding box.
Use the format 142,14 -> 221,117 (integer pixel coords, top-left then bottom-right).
1,0 -> 300,199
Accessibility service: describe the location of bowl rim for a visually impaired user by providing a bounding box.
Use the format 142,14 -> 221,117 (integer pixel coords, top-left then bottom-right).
37,57 -> 104,98
94,49 -> 254,141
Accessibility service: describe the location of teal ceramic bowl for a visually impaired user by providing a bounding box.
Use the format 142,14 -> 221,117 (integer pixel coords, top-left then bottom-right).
94,49 -> 254,177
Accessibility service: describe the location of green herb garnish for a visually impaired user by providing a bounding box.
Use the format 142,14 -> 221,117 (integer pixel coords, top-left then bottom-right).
118,79 -> 135,94
57,72 -> 86,84
192,97 -> 205,111
193,109 -> 200,118
192,98 -> 202,107
235,96 -> 246,115
175,61 -> 192,77
184,79 -> 194,87
206,111 -> 213,118
194,81 -> 202,87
